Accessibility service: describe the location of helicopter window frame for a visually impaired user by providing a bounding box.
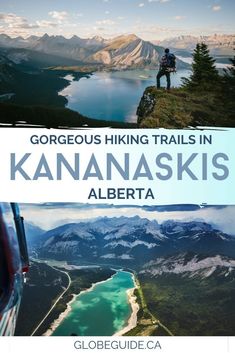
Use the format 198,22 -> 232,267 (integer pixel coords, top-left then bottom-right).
0,208 -> 15,315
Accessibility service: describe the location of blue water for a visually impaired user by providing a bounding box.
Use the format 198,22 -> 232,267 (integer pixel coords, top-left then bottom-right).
60,69 -> 191,122
52,271 -> 135,336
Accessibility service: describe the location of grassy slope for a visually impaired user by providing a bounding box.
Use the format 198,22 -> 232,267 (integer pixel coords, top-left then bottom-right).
137,86 -> 235,128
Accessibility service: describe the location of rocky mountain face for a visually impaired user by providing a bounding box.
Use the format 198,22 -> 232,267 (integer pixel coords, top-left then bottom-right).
88,34 -> 161,69
141,252 -> 235,279
0,33 -> 164,69
27,34 -> 105,62
31,216 -> 235,267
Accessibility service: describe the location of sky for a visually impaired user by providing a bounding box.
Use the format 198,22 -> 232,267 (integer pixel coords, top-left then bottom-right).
0,0 -> 234,40
19,203 -> 235,236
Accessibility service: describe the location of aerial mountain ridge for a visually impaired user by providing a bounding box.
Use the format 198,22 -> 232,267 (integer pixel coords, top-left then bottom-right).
31,216 -> 235,264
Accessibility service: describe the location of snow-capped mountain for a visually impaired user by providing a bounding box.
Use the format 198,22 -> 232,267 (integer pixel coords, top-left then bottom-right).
34,217 -> 235,265
24,222 -> 45,246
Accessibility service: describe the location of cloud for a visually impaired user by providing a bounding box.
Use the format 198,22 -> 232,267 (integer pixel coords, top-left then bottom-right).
0,13 -> 19,24
173,15 -> 186,21
139,3 -> 145,7
36,20 -> 58,28
131,22 -> 187,40
96,19 -> 116,25
48,11 -> 68,22
0,12 -> 39,29
212,5 -> 221,12
149,0 -> 170,3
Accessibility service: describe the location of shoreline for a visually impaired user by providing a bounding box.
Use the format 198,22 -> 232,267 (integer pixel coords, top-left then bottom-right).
114,274 -> 139,336
43,272 -> 118,336
58,72 -> 90,108
43,270 -> 139,337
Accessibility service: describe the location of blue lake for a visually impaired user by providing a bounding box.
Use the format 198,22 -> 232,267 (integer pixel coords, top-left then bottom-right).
60,69 -> 191,123
52,271 -> 135,336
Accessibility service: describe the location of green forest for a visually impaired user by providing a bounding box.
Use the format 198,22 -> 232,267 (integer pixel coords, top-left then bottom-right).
138,271 -> 235,336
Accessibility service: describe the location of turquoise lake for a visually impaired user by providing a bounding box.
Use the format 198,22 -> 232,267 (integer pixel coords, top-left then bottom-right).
60,69 -> 191,123
52,271 -> 135,336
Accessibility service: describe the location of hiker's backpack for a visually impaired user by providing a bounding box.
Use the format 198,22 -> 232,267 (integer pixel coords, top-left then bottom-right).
168,54 -> 176,69
161,53 -> 176,69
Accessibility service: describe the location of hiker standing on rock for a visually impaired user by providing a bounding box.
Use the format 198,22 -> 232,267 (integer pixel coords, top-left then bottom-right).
157,48 -> 176,90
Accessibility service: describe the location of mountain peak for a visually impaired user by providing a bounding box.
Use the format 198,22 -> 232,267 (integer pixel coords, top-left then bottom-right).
92,35 -> 105,41
115,33 -> 139,41
0,33 -> 10,38
15,36 -> 24,40
27,35 -> 39,40
54,35 -> 66,40
71,35 -> 80,40
41,33 -> 50,40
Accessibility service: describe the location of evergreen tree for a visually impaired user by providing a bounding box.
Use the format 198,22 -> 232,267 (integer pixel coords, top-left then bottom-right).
223,50 -> 235,86
225,51 -> 235,78
221,50 -> 235,103
183,43 -> 219,90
